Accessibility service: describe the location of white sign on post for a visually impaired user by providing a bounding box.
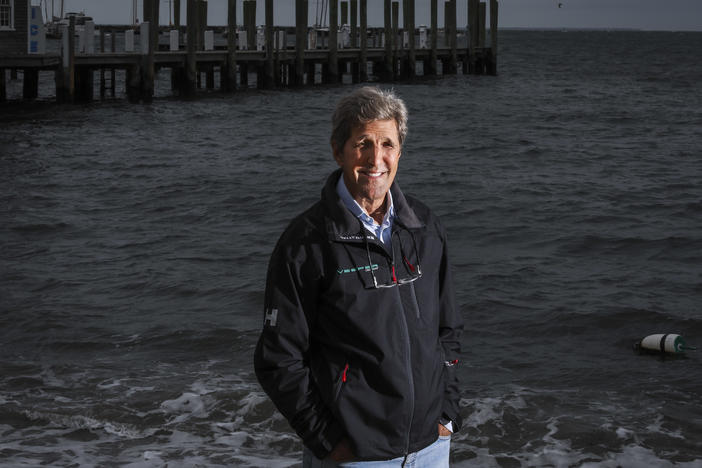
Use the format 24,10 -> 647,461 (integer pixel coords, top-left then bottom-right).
205,30 -> 214,51
140,22 -> 150,54
125,30 -> 135,52
170,30 -> 179,51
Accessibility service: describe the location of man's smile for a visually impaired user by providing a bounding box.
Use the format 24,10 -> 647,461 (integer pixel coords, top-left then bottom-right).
358,169 -> 389,178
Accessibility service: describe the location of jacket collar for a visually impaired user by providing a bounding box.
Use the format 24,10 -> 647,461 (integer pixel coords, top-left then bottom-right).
322,169 -> 424,242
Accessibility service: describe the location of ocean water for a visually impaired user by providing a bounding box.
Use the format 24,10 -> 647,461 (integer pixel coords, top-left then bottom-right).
1,30 -> 702,467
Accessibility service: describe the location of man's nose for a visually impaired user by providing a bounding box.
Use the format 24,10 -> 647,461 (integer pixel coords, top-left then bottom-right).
365,143 -> 383,166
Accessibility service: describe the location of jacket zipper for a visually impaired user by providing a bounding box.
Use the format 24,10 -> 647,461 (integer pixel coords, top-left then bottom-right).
394,287 -> 415,455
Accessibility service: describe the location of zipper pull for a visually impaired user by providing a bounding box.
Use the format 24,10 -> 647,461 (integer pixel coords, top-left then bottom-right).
342,363 -> 349,382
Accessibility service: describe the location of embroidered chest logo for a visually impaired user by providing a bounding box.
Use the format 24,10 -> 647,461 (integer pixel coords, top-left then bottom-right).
264,308 -> 278,327
337,264 -> 379,275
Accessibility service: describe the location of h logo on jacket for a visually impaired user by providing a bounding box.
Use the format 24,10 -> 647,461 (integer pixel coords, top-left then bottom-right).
264,308 -> 278,327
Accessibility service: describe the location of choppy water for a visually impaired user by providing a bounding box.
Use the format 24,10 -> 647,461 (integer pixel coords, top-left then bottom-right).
1,30 -> 702,467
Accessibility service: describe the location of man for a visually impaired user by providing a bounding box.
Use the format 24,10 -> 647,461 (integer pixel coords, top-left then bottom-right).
254,86 -> 463,467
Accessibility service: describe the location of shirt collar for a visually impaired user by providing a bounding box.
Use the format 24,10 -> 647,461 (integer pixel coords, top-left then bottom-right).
336,174 -> 394,227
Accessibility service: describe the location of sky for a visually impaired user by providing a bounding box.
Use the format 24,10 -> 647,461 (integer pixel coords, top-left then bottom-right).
40,0 -> 702,31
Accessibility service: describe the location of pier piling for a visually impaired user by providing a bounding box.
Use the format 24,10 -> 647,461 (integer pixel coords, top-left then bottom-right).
244,0 -> 256,51
383,0 -> 392,81
0,69 -> 5,102
225,0 -> 237,92
329,0 -> 339,84
185,0 -> 197,97
447,0 -> 457,74
264,0 -> 274,88
489,0 -> 498,75
429,0 -> 438,76
174,0 -> 181,28
360,0 -> 368,82
295,0 -> 306,86
392,1 -> 399,79
23,68 -> 39,101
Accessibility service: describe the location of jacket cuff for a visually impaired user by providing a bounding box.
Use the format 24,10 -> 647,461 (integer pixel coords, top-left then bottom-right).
441,407 -> 463,433
306,418 -> 346,460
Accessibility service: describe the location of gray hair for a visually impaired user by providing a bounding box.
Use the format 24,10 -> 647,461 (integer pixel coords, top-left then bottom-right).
331,86 -> 408,150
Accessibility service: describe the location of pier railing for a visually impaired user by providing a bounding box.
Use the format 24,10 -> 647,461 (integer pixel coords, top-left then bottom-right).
0,0 -> 498,103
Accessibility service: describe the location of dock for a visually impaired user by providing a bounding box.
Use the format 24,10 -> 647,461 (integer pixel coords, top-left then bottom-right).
0,0 -> 498,104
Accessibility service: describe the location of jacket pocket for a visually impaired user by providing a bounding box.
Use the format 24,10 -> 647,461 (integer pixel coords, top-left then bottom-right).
332,363 -> 349,404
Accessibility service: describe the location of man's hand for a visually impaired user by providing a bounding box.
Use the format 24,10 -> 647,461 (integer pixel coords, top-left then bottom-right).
329,438 -> 355,462
438,423 -> 452,437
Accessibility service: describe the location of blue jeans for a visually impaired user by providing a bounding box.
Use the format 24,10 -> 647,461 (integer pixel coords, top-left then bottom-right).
302,435 -> 451,467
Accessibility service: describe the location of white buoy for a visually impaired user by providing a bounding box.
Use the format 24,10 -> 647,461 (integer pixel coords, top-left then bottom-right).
636,333 -> 695,354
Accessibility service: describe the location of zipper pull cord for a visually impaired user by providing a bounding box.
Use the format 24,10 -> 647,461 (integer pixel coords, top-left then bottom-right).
342,363 -> 349,382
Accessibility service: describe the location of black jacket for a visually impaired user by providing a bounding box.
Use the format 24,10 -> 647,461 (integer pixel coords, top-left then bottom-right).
254,169 -> 464,461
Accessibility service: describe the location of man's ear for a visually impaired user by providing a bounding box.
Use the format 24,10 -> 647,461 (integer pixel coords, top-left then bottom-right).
332,142 -> 343,166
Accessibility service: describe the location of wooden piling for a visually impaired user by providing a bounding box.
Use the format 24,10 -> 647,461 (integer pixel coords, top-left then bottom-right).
447,0 -> 457,74
429,0 -> 437,76
226,0 -> 237,91
479,1 -> 486,48
244,0 -> 256,51
0,69 -> 5,102
392,1 -> 399,78
240,63 -> 249,87
100,30 -> 106,99
443,1 -> 449,47
383,0 -> 392,81
360,0 -> 368,82
206,65 -> 215,89
143,0 -> 153,34
57,18 -> 76,102
348,0 -> 358,82
74,66 -> 93,102
198,0 -> 207,51
407,0 -> 416,78
126,63 -> 141,102
329,0 -> 339,83
174,0 -> 181,28
111,30 -> 116,97
295,0 -> 306,86
467,0 -> 478,74
142,0 -> 157,103
350,0 -> 357,47
185,0 -> 198,96
23,69 -> 39,101
489,0 -> 498,75
153,0 -> 160,51
264,0 -> 274,88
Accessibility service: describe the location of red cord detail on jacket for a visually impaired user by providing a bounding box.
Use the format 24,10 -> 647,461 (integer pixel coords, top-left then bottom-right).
404,257 -> 415,272
342,363 -> 349,383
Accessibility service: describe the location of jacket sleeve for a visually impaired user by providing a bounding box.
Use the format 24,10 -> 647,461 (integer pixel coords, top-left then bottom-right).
253,240 -> 345,460
437,224 -> 464,431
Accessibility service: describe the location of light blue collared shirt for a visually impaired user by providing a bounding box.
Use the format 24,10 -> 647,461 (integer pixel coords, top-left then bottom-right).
336,174 -> 395,246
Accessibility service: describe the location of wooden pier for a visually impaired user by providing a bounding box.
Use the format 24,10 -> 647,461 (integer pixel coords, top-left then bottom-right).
0,0 -> 498,104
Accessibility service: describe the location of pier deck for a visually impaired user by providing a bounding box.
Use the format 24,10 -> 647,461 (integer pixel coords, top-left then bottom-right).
0,0 -> 498,103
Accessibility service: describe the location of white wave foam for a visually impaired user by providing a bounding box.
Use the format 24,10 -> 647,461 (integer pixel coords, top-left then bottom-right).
21,410 -> 145,439
160,392 -> 208,422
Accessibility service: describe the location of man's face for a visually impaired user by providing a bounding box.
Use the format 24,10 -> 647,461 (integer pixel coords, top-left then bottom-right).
333,119 -> 402,210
